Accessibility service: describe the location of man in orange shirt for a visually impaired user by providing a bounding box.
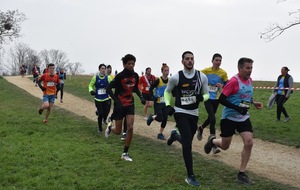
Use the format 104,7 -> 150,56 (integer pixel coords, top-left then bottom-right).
37,63 -> 60,124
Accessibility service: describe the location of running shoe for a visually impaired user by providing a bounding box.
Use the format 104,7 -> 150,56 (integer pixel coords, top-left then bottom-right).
121,133 -> 126,141
146,114 -> 154,126
212,145 -> 221,154
167,129 -> 178,146
284,117 -> 290,123
204,134 -> 216,154
143,116 -> 148,120
38,108 -> 43,115
121,152 -> 132,161
157,133 -> 166,140
197,126 -> 203,141
98,127 -> 102,133
105,125 -> 111,138
43,119 -> 48,124
185,175 -> 200,187
60,99 -> 63,103
236,172 -> 254,185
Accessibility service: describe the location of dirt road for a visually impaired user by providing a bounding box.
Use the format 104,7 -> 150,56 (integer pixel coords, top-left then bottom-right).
4,76 -> 300,188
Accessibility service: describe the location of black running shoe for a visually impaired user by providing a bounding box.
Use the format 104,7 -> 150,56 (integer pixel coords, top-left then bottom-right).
146,114 -> 154,126
237,172 -> 254,185
167,129 -> 177,146
185,175 -> 200,187
204,134 -> 216,154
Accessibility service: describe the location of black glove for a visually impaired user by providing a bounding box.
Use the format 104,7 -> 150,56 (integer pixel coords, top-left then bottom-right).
234,106 -> 248,115
165,105 -> 175,116
41,87 -> 46,91
196,94 -> 204,102
90,91 -> 96,96
140,96 -> 146,105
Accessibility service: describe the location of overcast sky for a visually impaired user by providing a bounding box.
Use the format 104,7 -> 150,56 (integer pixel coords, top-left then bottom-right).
2,0 -> 300,82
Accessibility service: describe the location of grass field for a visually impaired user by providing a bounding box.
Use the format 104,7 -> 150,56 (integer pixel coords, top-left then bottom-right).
0,76 -> 299,190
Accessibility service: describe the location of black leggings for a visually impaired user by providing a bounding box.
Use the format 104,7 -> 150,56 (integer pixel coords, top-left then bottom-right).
95,99 -> 111,131
154,103 -> 169,128
201,99 -> 219,134
56,84 -> 64,99
275,94 -> 289,120
174,113 -> 198,177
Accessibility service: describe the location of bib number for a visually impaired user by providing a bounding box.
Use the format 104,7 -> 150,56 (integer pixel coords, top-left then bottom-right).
47,81 -> 55,87
98,88 -> 106,95
180,96 -> 196,105
208,86 -> 218,92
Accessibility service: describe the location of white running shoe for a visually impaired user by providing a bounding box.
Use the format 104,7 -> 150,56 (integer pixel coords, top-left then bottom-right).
121,153 -> 132,161
121,133 -> 126,141
105,125 -> 111,138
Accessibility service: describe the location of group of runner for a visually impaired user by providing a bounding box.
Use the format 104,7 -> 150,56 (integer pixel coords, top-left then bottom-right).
34,51 -> 294,187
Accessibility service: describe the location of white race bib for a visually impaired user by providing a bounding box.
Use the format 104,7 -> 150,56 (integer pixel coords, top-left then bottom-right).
145,86 -> 150,91
98,88 -> 106,95
47,81 -> 55,87
208,86 -> 218,92
180,96 -> 196,105
159,97 -> 165,103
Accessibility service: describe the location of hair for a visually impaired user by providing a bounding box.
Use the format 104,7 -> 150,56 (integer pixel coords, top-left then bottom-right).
121,54 -> 136,65
106,65 -> 112,69
212,53 -> 222,61
161,63 -> 169,72
238,57 -> 253,69
283,66 -> 290,72
145,67 -> 151,72
98,63 -> 106,70
48,63 -> 55,68
182,51 -> 193,60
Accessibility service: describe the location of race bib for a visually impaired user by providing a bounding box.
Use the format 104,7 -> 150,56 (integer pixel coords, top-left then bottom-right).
180,96 -> 196,105
47,81 -> 55,87
159,96 -> 165,103
98,88 -> 106,95
145,86 -> 150,91
208,86 -> 218,92
239,101 -> 250,108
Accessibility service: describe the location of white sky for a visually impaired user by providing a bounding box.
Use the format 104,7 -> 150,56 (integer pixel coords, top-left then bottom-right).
2,0 -> 300,82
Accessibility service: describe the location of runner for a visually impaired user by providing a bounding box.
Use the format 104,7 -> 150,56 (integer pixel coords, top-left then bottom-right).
139,67 -> 155,120
105,54 -> 145,161
89,64 -> 112,133
37,63 -> 60,124
146,63 -> 170,140
204,57 -> 263,185
197,53 -> 228,155
165,51 -> 209,186
56,68 -> 66,103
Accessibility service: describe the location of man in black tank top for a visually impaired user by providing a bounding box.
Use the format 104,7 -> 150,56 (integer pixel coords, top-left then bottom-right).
164,51 -> 209,187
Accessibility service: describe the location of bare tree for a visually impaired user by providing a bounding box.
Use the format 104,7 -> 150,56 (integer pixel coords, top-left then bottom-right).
39,49 -> 69,70
66,62 -> 84,75
0,10 -> 26,46
4,42 -> 31,75
260,0 -> 300,41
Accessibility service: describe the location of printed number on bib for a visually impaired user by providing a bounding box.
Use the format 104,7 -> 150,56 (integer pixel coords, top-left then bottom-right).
180,96 -> 196,105
208,86 -> 218,92
98,88 -> 106,95
47,81 -> 55,87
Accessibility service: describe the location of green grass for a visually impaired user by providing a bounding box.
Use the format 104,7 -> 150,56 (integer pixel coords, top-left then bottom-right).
1,76 -> 299,189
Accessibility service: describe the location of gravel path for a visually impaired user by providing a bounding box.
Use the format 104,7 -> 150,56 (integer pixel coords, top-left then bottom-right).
4,75 -> 300,188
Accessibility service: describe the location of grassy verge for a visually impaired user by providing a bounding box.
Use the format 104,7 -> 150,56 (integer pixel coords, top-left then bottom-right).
1,76 -> 298,189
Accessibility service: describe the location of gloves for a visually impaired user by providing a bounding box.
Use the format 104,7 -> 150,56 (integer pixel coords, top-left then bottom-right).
165,105 -> 175,116
140,96 -> 146,105
90,91 -> 96,96
41,87 -> 46,91
196,94 -> 204,102
234,106 -> 248,115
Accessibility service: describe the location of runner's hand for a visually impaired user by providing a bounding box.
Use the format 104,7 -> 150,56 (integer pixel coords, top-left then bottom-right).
90,91 -> 96,96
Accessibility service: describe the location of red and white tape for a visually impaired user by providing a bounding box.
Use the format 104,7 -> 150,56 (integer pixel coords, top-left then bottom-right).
253,87 -> 300,90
